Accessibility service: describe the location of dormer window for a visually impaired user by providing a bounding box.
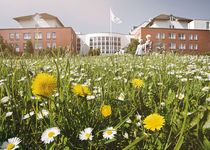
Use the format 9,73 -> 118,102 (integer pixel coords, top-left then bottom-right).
206,22 -> 210,29
170,15 -> 175,21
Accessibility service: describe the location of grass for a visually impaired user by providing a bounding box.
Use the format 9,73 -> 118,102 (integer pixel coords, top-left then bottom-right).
0,53 -> 210,149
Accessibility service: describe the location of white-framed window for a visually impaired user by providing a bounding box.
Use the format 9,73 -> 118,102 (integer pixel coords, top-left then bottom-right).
194,44 -> 198,50
15,33 -> 20,40
15,44 -> 20,52
189,44 -> 193,50
169,25 -> 175,29
179,43 -> 186,50
169,33 -> 176,39
46,32 -> 51,39
23,33 -> 31,40
9,33 -> 15,40
179,33 -> 185,40
34,32 -> 42,40
156,33 -> 165,39
194,34 -> 198,40
169,43 -> 176,49
52,42 -> 56,48
170,15 -> 175,21
206,22 -> 210,29
52,32 -> 56,39
34,42 -> 42,49
189,34 -> 193,40
47,42 -> 51,48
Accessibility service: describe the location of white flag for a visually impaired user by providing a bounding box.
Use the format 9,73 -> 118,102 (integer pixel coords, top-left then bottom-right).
110,8 -> 122,24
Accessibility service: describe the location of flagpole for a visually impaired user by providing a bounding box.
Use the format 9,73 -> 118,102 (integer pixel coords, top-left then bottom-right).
109,8 -> 112,54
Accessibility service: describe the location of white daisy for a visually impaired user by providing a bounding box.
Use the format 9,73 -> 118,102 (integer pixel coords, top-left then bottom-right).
126,118 -> 132,124
37,109 -> 49,120
202,86 -> 210,92
123,132 -> 129,139
22,111 -> 35,120
79,127 -> 93,141
86,95 -> 95,100
41,127 -> 60,144
6,112 -> 13,117
136,113 -> 142,121
117,93 -> 125,101
176,93 -> 184,100
1,137 -> 21,150
103,127 -> 117,140
1,96 -> 9,104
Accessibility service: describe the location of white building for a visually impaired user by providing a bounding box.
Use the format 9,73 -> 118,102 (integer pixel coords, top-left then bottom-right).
77,33 -> 132,55
188,20 -> 210,30
13,13 -> 64,28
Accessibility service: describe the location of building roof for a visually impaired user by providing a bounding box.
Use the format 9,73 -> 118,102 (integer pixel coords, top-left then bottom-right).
153,14 -> 192,22
146,14 -> 193,27
13,13 -> 64,27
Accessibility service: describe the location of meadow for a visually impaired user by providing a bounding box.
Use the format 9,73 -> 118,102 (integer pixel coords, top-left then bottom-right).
0,53 -> 210,150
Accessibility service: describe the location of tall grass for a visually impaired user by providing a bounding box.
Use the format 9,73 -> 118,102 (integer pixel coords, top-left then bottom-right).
0,53 -> 210,149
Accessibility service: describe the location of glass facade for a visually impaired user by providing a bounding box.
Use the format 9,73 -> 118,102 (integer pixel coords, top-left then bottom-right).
89,36 -> 121,54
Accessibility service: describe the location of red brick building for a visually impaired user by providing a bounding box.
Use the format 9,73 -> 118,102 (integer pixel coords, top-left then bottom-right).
0,13 -> 77,53
130,14 -> 210,53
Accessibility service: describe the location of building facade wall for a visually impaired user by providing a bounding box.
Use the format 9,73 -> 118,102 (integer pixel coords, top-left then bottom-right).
0,27 -> 77,53
78,33 -> 131,55
140,27 -> 210,53
150,20 -> 188,29
188,20 -> 210,30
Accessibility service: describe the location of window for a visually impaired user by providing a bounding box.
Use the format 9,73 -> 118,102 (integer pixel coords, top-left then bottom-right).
189,34 -> 193,40
206,22 -> 210,29
169,43 -> 176,49
156,33 -> 165,39
169,33 -> 176,39
9,33 -> 15,40
15,33 -> 20,40
47,42 -> 51,48
23,33 -> 31,40
15,44 -> 20,52
179,43 -> 186,50
179,33 -> 185,40
194,34 -> 198,40
34,32 -> 42,40
34,42 -> 42,49
169,25 -> 175,29
194,44 -> 198,50
52,42 -> 56,48
189,44 -> 193,50
52,32 -> 56,39
170,15 -> 175,21
46,32 -> 51,39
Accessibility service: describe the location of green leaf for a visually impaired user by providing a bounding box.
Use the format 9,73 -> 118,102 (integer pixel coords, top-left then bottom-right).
203,112 -> 210,129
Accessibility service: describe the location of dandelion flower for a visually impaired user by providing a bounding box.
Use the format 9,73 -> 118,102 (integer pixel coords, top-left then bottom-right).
131,79 -> 144,88
31,73 -> 57,97
103,127 -> 117,139
143,113 -> 165,131
101,104 -> 112,117
72,84 -> 91,97
79,127 -> 93,141
1,137 -> 21,150
41,127 -> 60,144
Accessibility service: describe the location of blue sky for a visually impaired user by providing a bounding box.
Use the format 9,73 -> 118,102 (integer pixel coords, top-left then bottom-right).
0,0 -> 209,34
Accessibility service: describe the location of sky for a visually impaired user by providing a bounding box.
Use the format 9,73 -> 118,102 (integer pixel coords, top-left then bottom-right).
0,0 -> 210,34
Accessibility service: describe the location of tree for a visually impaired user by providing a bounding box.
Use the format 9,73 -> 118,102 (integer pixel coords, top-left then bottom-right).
25,40 -> 34,54
127,38 -> 139,54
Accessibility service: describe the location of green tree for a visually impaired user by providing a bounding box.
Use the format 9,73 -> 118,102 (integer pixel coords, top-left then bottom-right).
25,40 -> 34,54
127,38 -> 139,54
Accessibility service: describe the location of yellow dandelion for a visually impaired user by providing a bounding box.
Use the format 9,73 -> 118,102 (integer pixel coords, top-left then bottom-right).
131,79 -> 144,88
143,113 -> 165,131
72,84 -> 91,97
31,73 -> 57,97
101,104 -> 112,117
